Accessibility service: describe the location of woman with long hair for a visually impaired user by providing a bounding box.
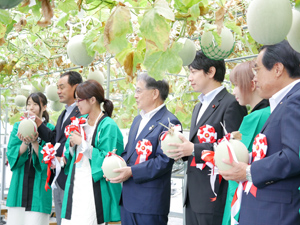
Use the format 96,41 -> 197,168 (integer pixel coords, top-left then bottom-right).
61,80 -> 123,225
6,92 -> 55,225
222,61 -> 270,225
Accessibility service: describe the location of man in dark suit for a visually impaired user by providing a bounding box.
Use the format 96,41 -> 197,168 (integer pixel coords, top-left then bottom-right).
169,51 -> 247,225
220,40 -> 300,225
34,71 -> 82,225
109,73 -> 181,225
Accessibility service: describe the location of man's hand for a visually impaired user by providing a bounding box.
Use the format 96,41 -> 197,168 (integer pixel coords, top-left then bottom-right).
218,159 -> 248,182
107,167 -> 132,183
25,111 -> 43,127
167,135 -> 194,160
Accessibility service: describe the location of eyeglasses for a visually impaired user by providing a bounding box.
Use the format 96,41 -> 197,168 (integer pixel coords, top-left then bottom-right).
252,66 -> 262,76
75,98 -> 86,103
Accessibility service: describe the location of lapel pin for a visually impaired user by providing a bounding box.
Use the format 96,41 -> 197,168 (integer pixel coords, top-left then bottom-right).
212,104 -> 215,108
280,102 -> 282,104
149,125 -> 154,130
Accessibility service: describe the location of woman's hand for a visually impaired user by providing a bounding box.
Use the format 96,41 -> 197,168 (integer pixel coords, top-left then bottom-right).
69,130 -> 82,146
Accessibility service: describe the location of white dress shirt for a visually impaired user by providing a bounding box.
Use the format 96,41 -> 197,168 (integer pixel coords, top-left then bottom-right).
136,104 -> 165,138
196,86 -> 225,124
269,79 -> 300,113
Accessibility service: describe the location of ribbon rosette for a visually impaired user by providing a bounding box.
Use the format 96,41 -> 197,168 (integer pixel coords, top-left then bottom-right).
64,117 -> 87,164
135,139 -> 152,165
41,143 -> 57,191
197,124 -> 217,144
230,133 -> 268,225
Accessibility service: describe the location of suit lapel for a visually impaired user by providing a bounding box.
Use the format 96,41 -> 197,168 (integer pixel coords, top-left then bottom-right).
126,106 -> 167,162
190,88 -> 228,140
189,103 -> 201,140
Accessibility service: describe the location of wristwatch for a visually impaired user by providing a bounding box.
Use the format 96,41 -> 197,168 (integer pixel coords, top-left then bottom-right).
191,148 -> 195,156
246,165 -> 252,182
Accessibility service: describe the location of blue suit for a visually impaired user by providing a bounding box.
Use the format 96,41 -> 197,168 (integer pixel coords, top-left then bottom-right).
239,82 -> 300,225
120,105 -> 181,224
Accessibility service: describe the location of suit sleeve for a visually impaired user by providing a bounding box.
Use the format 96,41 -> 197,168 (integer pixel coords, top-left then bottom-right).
251,95 -> 300,188
131,117 -> 180,184
38,122 -> 58,145
193,99 -> 247,164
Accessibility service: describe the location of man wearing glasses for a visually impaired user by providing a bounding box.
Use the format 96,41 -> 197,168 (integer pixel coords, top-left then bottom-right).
220,40 -> 300,225
32,71 -> 82,225
109,73 -> 181,225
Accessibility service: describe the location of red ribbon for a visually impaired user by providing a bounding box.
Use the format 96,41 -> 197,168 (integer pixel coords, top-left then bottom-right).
41,143 -> 56,191
64,117 -> 87,139
135,139 -> 152,165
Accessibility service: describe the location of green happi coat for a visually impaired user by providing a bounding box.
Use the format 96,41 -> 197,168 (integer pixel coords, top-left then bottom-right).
222,103 -> 270,225
61,114 -> 123,224
6,121 -> 55,214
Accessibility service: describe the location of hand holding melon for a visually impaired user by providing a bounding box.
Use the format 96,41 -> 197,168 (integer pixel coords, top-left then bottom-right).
102,150 -> 126,179
160,123 -> 183,159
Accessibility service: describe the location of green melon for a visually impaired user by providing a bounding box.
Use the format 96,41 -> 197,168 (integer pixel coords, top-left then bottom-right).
214,139 -> 249,171
31,82 -> 45,93
287,9 -> 300,53
67,35 -> 94,67
0,0 -> 23,9
15,95 -> 27,107
46,85 -> 59,102
200,27 -> 234,60
246,0 -> 292,45
161,130 -> 183,159
177,38 -> 197,66
51,100 -> 63,112
17,85 -> 31,97
18,119 -> 37,138
87,70 -> 105,86
102,154 -> 126,179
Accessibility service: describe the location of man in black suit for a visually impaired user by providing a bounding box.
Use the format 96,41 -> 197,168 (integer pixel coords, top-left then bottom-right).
34,71 -> 82,225
169,51 -> 247,225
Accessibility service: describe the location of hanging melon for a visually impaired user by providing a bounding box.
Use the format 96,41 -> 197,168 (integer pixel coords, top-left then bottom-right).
177,38 -> 197,66
67,35 -> 94,67
0,0 -> 23,9
15,95 -> 27,107
246,0 -> 292,45
287,9 -> 300,53
200,27 -> 234,60
87,70 -> 105,86
51,100 -> 63,112
46,85 -> 59,102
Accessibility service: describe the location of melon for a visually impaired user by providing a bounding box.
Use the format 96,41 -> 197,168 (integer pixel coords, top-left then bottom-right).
214,139 -> 249,171
18,119 -> 37,138
67,35 -> 94,67
177,38 -> 197,66
15,95 -> 27,107
46,85 -> 59,102
287,9 -> 300,53
87,70 -> 105,86
17,85 -> 31,97
51,100 -> 63,112
31,82 -> 45,93
246,0 -> 292,45
200,27 -> 234,60
0,0 -> 23,9
161,130 -> 183,158
102,153 -> 126,179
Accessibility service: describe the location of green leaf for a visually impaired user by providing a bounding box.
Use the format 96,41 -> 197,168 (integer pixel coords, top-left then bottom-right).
190,3 -> 200,18
140,9 -> 170,51
40,42 -> 51,59
84,30 -> 106,56
182,0 -> 202,8
58,0 -> 78,14
31,25 -> 40,33
212,31 -> 222,46
225,21 -> 241,36
154,0 -> 175,21
0,10 -> 12,24
296,0 -> 300,11
107,34 -> 131,55
56,13 -> 69,28
143,42 -> 183,80
0,23 -> 6,39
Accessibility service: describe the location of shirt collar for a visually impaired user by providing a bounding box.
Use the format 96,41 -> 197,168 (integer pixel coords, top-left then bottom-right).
198,86 -> 224,104
65,102 -> 76,112
269,79 -> 300,113
140,103 -> 165,119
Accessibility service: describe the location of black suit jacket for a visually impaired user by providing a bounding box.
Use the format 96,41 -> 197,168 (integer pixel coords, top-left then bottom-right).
38,106 -> 81,190
184,88 -> 247,224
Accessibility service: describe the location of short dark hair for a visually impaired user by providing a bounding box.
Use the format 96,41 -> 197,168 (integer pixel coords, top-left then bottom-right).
137,73 -> 169,101
188,50 -> 226,82
260,40 -> 300,78
76,80 -> 114,117
60,71 -> 83,86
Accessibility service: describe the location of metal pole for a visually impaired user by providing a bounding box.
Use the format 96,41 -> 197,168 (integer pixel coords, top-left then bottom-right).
106,58 -> 111,99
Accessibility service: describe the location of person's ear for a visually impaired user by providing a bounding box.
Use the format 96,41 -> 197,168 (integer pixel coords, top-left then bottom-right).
250,79 -> 256,91
207,66 -> 216,78
152,89 -> 160,100
274,62 -> 284,78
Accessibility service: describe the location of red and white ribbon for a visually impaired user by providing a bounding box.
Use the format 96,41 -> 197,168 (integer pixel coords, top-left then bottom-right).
41,143 -> 60,191
160,124 -> 182,141
135,139 -> 152,164
231,133 -> 268,225
20,114 -> 37,133
65,117 -> 87,164
197,124 -> 217,143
